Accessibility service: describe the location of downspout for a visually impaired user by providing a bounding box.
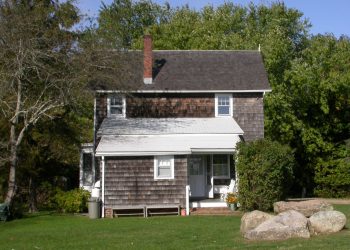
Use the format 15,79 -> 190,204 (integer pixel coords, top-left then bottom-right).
92,97 -> 97,183
101,156 -> 105,218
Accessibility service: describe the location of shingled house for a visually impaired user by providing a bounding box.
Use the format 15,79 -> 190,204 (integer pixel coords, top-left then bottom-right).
80,35 -> 271,217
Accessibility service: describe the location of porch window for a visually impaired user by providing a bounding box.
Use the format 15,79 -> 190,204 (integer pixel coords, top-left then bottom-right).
212,154 -> 230,178
154,155 -> 174,180
215,94 -> 233,117
107,95 -> 125,117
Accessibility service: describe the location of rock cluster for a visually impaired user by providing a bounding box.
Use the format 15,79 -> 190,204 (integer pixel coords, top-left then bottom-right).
241,200 -> 346,241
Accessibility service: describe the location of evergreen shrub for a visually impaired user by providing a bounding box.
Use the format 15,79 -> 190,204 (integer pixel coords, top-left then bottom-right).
236,139 -> 295,211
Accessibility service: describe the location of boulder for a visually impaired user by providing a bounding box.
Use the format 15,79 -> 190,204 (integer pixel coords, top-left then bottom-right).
308,210 -> 346,235
245,210 -> 310,240
240,210 -> 275,234
273,200 -> 333,217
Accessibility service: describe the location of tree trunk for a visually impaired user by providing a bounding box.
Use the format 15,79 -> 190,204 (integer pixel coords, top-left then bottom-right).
5,123 -> 18,205
28,177 -> 38,213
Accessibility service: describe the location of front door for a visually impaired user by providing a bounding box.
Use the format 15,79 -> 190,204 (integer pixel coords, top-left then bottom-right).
189,155 -> 206,197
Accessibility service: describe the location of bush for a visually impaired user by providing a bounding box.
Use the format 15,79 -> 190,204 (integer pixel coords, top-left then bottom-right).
314,145 -> 350,198
236,139 -> 295,211
54,188 -> 90,213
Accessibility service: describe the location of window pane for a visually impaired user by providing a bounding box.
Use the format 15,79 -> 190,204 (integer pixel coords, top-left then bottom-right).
218,96 -> 229,105
159,159 -> 171,167
158,166 -> 171,177
110,107 -> 122,115
213,155 -> 229,177
218,106 -> 230,115
111,96 -> 123,105
189,156 -> 203,175
82,153 -> 93,185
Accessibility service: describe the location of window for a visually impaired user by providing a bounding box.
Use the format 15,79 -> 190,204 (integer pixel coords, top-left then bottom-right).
215,94 -> 233,117
107,95 -> 125,117
154,156 -> 174,180
212,154 -> 230,178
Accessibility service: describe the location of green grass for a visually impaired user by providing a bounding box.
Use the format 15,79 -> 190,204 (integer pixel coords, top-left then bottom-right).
0,205 -> 350,250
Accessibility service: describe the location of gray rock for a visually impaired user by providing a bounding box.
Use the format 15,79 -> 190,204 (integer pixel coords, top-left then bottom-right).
240,210 -> 275,234
274,200 -> 333,217
245,210 -> 310,240
308,210 -> 346,235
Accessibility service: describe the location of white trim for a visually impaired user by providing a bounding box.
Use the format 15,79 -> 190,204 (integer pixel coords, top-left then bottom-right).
191,149 -> 235,153
154,155 -> 175,180
215,94 -> 233,117
96,151 -> 190,157
96,149 -> 236,157
107,94 -> 126,118
79,145 -> 94,188
101,156 -> 105,218
186,185 -> 190,216
97,89 -> 271,94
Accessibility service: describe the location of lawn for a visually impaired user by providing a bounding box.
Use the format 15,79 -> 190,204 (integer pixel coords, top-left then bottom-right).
0,205 -> 349,250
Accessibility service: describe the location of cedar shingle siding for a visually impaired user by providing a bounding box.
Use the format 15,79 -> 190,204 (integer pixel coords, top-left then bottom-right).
104,155 -> 187,208
233,93 -> 264,141
127,93 -> 215,118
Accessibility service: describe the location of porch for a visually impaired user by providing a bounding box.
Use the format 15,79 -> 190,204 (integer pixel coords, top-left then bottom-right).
187,153 -> 237,206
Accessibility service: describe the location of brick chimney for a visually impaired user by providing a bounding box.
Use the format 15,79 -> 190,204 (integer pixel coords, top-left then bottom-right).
143,35 -> 153,84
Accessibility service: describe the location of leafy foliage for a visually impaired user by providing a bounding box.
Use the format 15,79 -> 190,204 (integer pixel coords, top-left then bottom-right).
236,139 -> 295,211
54,188 -> 90,213
314,142 -> 350,197
265,35 -> 350,195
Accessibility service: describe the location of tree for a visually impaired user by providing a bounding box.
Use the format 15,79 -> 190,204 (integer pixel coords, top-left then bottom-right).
97,0 -> 169,49
265,35 -> 350,195
0,0 -> 83,205
0,0 -> 143,207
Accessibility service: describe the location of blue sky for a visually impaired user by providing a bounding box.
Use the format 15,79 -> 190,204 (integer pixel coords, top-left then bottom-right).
76,0 -> 350,37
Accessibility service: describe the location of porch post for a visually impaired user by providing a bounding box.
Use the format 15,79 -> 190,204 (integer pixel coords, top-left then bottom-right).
101,156 -> 105,218
186,185 -> 190,216
209,154 -> 214,198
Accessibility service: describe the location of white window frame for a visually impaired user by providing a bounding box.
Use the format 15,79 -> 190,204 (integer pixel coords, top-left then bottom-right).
107,95 -> 126,118
215,94 -> 233,117
212,154 -> 230,179
154,155 -> 175,180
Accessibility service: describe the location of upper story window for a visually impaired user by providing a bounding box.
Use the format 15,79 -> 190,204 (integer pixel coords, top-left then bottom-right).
107,95 -> 125,117
154,155 -> 174,180
215,94 -> 233,117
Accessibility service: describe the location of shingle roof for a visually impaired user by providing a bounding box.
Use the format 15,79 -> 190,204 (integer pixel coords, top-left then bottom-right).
147,50 -> 270,91
93,50 -> 270,92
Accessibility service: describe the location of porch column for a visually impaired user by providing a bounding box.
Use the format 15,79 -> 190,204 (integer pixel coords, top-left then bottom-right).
101,156 -> 105,218
186,185 -> 190,216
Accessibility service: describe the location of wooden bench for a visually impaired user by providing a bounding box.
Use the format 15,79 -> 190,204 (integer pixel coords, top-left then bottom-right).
110,204 -> 181,218
146,205 -> 180,217
112,206 -> 146,217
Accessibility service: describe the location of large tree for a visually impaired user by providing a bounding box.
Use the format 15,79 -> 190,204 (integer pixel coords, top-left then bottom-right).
0,0 -> 84,205
265,34 -> 350,195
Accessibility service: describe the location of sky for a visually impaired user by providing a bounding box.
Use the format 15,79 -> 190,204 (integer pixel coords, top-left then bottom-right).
76,0 -> 350,37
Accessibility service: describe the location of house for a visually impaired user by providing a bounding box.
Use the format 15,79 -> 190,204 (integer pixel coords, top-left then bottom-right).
80,35 -> 271,217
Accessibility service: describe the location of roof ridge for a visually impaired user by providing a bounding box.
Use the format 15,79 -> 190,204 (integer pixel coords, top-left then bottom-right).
127,49 -> 260,52
154,50 -> 259,52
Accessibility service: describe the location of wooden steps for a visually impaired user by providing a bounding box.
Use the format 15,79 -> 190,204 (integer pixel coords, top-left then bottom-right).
190,207 -> 241,216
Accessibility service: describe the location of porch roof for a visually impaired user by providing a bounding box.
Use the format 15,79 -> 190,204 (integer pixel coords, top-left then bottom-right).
95,134 -> 241,156
97,117 -> 244,136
